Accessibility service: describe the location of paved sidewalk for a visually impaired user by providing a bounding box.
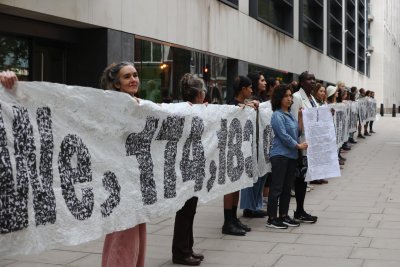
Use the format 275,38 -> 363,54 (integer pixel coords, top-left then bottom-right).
2,116 -> 400,267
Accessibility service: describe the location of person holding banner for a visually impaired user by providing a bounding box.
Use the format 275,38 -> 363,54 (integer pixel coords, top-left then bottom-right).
0,70 -> 18,89
266,84 -> 308,229
357,88 -> 367,139
240,71 -> 268,218
369,91 -> 376,133
100,62 -> 146,267
309,83 -> 329,185
364,90 -> 372,136
171,73 -> 206,266
290,71 -> 318,224
222,75 -> 258,236
266,77 -> 280,101
312,83 -> 327,106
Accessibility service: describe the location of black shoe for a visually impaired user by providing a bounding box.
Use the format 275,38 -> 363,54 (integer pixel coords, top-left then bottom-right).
173,256 -> 201,266
281,215 -> 300,227
243,209 -> 266,218
254,210 -> 268,217
294,211 -> 317,223
222,221 -> 246,236
266,217 -> 288,229
342,145 -> 351,151
364,132 -> 371,136
358,134 -> 366,139
370,130 -> 376,133
348,138 -> 357,144
310,180 -> 323,184
192,252 -> 204,261
234,218 -> 251,232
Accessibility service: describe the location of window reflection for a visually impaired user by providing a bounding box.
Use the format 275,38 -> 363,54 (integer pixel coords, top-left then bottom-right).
248,64 -> 294,84
135,38 -> 227,103
0,35 -> 30,80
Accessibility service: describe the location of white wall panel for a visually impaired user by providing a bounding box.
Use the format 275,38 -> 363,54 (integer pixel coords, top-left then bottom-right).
0,0 -> 372,90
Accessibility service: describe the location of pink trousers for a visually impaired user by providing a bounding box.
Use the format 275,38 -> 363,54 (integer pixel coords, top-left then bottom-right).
102,223 -> 146,267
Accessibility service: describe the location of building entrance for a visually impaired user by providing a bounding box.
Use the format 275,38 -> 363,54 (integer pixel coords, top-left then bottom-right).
33,42 -> 66,84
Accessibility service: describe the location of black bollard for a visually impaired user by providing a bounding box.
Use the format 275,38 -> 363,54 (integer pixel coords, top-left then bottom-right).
393,104 -> 396,117
380,104 -> 384,116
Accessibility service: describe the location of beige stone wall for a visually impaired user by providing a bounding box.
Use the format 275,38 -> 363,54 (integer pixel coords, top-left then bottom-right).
0,0 -> 370,87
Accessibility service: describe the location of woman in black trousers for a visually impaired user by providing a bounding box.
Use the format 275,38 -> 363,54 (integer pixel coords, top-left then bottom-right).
172,73 -> 206,266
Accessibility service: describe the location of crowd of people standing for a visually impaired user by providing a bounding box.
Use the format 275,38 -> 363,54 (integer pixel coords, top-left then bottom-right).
0,67 -> 377,266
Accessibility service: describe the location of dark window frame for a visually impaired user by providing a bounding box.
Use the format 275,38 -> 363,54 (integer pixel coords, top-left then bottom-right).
249,0 -> 294,37
345,0 -> 356,68
357,0 -> 366,74
327,0 -> 343,62
218,0 -> 239,9
299,0 -> 324,53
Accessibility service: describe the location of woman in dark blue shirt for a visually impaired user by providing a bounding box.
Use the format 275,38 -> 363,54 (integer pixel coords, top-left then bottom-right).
266,84 -> 308,229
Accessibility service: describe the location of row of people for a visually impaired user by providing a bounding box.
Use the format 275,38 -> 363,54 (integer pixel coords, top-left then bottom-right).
0,67 -> 376,266
1,67 -> 205,267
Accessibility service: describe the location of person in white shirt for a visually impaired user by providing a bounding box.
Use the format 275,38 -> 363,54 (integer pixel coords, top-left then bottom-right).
290,71 -> 318,224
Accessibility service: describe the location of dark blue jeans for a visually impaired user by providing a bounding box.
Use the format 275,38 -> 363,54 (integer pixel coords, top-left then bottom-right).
267,156 -> 296,218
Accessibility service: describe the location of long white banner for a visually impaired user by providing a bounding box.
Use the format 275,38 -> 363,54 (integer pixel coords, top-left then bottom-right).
0,82 -> 377,256
0,82 -> 258,257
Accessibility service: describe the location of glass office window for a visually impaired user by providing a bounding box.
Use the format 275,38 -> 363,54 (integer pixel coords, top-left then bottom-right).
219,0 -> 238,9
357,0 -> 366,74
328,0 -> 343,61
249,0 -> 294,36
0,34 -> 30,80
345,0 -> 356,68
135,39 -> 169,103
300,0 -> 324,52
248,64 -> 294,85
135,38 -> 227,103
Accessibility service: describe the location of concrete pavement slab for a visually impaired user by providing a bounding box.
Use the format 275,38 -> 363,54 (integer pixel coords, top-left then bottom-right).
363,259 -> 400,267
351,247 -> 400,261
0,260 -> 15,267
370,237 -> 400,249
361,228 -> 400,238
274,255 -> 363,267
195,239 -> 277,253
295,234 -> 371,247
67,254 -> 101,267
269,243 -> 352,258
3,250 -> 88,265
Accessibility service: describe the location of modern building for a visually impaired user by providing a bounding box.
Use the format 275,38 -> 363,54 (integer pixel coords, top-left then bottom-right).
0,0 -> 399,108
368,0 -> 400,111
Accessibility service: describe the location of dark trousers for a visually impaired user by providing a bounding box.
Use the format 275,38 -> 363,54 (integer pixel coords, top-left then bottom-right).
172,197 -> 198,259
267,156 -> 296,218
295,155 -> 308,213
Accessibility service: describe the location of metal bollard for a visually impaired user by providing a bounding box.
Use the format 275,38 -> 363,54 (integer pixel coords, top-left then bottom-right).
380,104 -> 384,116
393,104 -> 396,117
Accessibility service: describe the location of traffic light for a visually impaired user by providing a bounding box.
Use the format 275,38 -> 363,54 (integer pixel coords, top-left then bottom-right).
203,64 -> 210,82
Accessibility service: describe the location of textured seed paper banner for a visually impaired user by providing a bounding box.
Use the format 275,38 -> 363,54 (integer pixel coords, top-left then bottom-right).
0,82 -> 258,257
303,106 -> 341,181
0,82 -> 376,256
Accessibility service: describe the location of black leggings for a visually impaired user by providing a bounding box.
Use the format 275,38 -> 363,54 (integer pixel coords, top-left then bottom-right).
295,156 -> 308,213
